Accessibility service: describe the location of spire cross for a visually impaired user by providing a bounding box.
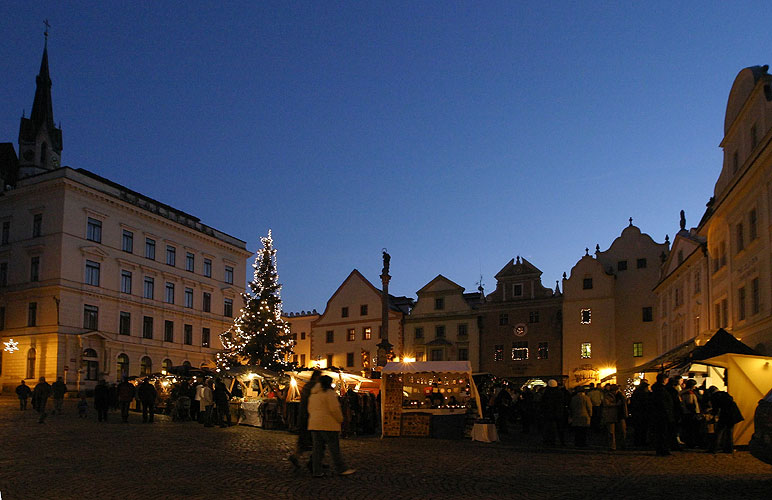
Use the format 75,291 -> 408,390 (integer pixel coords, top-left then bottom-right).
629,217 -> 633,226
44,19 -> 51,40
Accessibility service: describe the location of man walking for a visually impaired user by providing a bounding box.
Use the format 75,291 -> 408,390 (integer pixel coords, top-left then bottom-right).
51,376 -> 68,415
117,377 -> 136,423
16,380 -> 32,410
214,379 -> 232,428
32,377 -> 52,423
138,378 -> 158,423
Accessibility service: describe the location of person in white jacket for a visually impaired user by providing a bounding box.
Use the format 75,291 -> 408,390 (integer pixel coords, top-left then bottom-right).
307,375 -> 355,477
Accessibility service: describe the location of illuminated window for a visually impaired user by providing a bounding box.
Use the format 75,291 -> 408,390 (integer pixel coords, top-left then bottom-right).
347,328 -> 355,341
117,353 -> 129,379
140,356 -> 152,377
494,345 -> 503,362
581,342 -> 592,359
202,328 -> 210,347
581,309 -> 591,324
511,341 -> 528,360
633,342 -> 643,357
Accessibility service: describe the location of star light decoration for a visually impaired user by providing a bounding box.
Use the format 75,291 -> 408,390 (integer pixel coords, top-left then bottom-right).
3,338 -> 19,353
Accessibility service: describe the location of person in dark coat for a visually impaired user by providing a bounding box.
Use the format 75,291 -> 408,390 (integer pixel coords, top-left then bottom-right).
288,370 -> 321,469
650,373 -> 675,456
117,377 -> 136,423
666,377 -> 683,450
493,386 -> 513,435
629,379 -> 652,447
108,383 -> 119,412
93,380 -> 110,422
15,380 -> 32,410
540,380 -> 566,446
137,378 -> 157,423
711,390 -> 744,453
214,379 -> 232,427
51,376 -> 67,415
32,377 -> 52,424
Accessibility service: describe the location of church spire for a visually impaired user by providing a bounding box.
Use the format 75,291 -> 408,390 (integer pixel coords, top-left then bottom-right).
18,21 -> 62,179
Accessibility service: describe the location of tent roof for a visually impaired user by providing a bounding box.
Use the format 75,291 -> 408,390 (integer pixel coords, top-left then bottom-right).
382,361 -> 472,374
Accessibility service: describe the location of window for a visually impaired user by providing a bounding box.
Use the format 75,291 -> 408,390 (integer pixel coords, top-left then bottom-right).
184,324 -> 193,345
458,348 -> 469,361
752,278 -> 760,315
528,311 -> 540,323
30,256 -> 40,282
617,260 -> 627,271
583,278 -> 593,290
145,238 -> 156,260
435,325 -> 446,338
633,342 -> 643,357
750,209 -> 758,241
430,348 -> 443,361
434,297 -> 445,310
223,298 -> 233,317
85,260 -> 100,286
0,262 -> 7,286
326,354 -> 334,368
537,342 -> 549,360
117,353 -> 129,379
499,313 -> 509,326
143,277 -> 154,299
164,320 -> 174,342
636,258 -> 647,269
165,282 -> 175,304
203,292 -> 211,312
26,348 -> 36,379
736,223 -> 745,252
457,323 -> 468,337
347,328 -> 355,341
122,230 -> 133,253
721,299 -> 728,328
363,327 -> 372,340
341,307 -> 349,318
83,349 -> 98,381
162,359 -> 173,373
512,284 -> 523,297
581,342 -> 592,359
204,258 -> 212,277
121,270 -> 132,294
28,302 -> 37,326
733,150 -> 739,173
1,221 -> 9,245
140,356 -> 152,377
301,331 -> 306,340
360,304 -> 368,316
326,330 -> 334,343
642,307 -> 653,322
511,341 -> 528,360
346,352 -> 354,367
32,213 -> 42,238
143,316 -> 153,339
166,246 -> 176,266
119,312 -> 131,335
300,354 -> 306,366
186,252 -> 195,272
184,288 -> 193,308
87,218 -> 102,242
738,287 -> 746,321
224,265 -> 233,284
202,328 -> 210,347
83,305 -> 98,330
413,327 -> 423,340
581,309 -> 591,324
494,345 -> 503,362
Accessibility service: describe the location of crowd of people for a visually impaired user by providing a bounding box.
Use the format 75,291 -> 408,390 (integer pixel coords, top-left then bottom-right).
480,373 -> 744,455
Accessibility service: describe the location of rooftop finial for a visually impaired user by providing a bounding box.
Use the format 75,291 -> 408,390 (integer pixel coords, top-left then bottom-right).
680,210 -> 686,231
595,244 -> 600,254
585,247 -> 589,256
629,217 -> 633,226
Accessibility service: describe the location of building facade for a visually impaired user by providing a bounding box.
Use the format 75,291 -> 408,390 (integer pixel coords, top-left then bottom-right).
0,44 -> 249,392
562,223 -> 668,386
284,310 -> 318,368
403,275 -> 482,370
478,257 -> 563,382
310,269 -> 412,375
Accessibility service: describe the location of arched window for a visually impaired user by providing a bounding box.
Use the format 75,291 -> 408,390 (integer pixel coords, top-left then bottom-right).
182,360 -> 191,368
162,358 -> 172,374
140,356 -> 152,376
83,349 -> 99,381
117,353 -> 129,380
26,348 -> 36,379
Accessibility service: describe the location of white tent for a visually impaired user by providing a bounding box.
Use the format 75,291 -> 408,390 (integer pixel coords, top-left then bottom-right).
699,353 -> 772,446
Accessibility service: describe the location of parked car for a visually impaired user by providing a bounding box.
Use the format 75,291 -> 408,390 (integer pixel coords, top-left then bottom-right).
749,388 -> 772,465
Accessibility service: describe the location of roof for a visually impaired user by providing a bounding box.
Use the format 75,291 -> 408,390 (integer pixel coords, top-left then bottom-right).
382,361 -> 473,374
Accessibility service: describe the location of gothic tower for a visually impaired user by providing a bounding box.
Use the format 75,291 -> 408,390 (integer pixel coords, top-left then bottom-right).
17,35 -> 62,179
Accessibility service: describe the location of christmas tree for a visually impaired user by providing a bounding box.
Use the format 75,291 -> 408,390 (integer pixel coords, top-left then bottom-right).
217,230 -> 296,373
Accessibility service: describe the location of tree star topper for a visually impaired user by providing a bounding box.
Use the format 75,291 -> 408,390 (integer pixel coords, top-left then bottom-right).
3,338 -> 19,353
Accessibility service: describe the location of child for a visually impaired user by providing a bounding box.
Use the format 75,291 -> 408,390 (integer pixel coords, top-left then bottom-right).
77,393 -> 88,418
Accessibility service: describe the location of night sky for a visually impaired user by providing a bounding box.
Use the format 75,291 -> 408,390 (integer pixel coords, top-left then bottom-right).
2,2 -> 772,312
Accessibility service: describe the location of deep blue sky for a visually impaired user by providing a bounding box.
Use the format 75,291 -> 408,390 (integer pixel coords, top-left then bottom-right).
3,2 -> 772,313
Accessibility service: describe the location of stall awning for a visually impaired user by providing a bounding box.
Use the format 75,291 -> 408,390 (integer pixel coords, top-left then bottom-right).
382,361 -> 472,374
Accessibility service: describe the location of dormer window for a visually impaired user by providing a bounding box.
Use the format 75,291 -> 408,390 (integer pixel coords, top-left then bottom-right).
512,284 -> 523,297
582,278 -> 593,290
434,297 -> 445,310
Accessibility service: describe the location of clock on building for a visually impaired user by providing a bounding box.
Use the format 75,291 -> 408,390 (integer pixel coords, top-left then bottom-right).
513,323 -> 527,336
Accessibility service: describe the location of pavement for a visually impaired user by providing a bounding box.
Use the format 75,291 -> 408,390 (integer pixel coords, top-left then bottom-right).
0,396 -> 771,500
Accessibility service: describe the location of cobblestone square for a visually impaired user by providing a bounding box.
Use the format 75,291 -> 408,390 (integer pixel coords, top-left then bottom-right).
0,396 -> 771,500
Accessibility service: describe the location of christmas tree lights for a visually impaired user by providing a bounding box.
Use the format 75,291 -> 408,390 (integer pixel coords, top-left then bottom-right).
217,230 -> 296,373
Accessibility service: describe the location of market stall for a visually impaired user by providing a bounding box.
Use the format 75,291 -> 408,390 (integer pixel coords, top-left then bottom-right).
223,366 -> 285,428
381,361 -> 482,439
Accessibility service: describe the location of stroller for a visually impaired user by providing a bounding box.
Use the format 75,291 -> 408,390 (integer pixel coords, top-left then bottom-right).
172,396 -> 191,421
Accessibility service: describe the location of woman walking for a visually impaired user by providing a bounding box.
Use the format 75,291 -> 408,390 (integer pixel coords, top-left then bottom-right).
307,375 -> 356,477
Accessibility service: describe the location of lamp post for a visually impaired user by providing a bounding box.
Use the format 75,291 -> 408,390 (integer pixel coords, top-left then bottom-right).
376,249 -> 393,367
